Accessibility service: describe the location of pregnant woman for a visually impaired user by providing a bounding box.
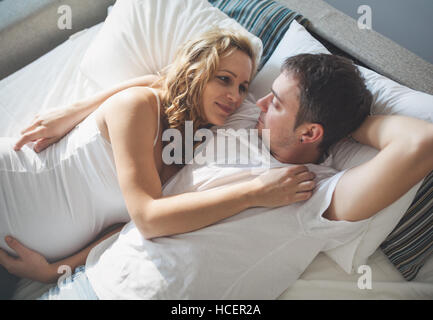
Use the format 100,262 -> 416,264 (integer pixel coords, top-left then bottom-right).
0,28 -> 316,288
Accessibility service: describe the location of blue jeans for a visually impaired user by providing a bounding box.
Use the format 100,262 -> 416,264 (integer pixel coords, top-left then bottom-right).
38,265 -> 98,300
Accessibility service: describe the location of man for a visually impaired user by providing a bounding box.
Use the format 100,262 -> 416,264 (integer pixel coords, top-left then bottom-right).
254,54 -> 433,222
2,54 -> 433,299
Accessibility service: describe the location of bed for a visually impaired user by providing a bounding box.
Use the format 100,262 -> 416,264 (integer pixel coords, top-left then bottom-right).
1,0 -> 432,300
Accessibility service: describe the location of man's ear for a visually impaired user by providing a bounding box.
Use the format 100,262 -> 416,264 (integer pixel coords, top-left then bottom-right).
300,123 -> 324,144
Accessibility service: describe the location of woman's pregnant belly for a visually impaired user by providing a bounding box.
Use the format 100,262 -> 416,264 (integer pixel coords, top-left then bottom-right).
0,116 -> 130,262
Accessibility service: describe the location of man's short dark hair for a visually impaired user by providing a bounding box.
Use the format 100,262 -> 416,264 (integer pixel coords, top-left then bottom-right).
282,53 -> 372,154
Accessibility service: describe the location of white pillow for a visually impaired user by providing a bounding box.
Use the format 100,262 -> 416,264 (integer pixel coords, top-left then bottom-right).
250,20 -> 433,274
79,0 -> 262,89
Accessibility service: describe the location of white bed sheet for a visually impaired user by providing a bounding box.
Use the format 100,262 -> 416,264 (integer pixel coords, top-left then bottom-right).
2,24 -> 432,300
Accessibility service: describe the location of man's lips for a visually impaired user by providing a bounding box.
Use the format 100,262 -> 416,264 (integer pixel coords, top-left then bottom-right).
216,102 -> 233,114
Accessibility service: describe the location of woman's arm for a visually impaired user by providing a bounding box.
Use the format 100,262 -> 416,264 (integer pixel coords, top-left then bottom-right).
104,87 -> 316,240
324,115 -> 433,222
14,74 -> 160,152
142,165 -> 313,239
72,74 -> 160,120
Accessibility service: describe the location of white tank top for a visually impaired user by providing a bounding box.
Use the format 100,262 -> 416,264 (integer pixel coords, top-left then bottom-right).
0,88 -> 161,262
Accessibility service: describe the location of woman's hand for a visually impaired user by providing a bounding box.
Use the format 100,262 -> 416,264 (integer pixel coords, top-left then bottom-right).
13,104 -> 84,152
0,236 -> 57,283
251,165 -> 316,208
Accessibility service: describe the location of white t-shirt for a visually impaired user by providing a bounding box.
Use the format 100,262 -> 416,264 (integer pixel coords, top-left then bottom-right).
85,97 -> 370,299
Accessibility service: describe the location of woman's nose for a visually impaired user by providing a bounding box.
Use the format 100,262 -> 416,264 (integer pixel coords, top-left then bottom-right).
227,87 -> 241,105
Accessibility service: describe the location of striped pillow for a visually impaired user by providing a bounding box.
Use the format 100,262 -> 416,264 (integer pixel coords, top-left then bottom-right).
208,0 -> 308,71
380,171 -> 433,281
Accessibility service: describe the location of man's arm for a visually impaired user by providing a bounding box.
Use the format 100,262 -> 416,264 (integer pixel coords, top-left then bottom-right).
324,115 -> 433,222
0,224 -> 125,283
48,223 -> 125,282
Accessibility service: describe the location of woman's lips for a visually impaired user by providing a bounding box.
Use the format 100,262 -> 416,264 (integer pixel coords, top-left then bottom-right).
216,102 -> 233,114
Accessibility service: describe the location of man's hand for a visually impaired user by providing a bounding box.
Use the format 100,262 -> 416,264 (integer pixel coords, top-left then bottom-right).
0,237 -> 57,283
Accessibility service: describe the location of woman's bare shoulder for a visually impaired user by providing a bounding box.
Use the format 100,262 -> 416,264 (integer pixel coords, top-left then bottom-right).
96,87 -> 162,143
115,86 -> 160,108
100,86 -> 162,122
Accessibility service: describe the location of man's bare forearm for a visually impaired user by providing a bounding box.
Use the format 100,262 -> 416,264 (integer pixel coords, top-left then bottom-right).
325,115 -> 433,222
351,115 -> 433,151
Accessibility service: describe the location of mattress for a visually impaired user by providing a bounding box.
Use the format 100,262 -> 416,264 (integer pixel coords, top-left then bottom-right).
2,23 -> 432,300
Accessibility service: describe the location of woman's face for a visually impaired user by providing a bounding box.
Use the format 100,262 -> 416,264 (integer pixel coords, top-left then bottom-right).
201,50 -> 253,126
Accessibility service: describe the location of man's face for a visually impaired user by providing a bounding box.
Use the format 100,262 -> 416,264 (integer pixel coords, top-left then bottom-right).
255,72 -> 301,160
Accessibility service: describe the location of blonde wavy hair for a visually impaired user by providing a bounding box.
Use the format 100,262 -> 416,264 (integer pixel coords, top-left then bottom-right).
156,27 -> 257,138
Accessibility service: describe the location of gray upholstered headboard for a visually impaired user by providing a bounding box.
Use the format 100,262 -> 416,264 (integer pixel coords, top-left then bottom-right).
0,0 -> 115,80
1,0 -> 432,95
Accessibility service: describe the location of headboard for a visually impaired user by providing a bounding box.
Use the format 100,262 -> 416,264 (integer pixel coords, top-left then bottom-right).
1,0 -> 432,95
0,0 -> 116,80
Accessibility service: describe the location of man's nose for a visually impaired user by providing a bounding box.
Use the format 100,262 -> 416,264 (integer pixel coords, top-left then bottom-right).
257,93 -> 271,112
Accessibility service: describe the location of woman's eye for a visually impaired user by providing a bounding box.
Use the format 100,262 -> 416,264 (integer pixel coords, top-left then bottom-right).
217,76 -> 230,83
